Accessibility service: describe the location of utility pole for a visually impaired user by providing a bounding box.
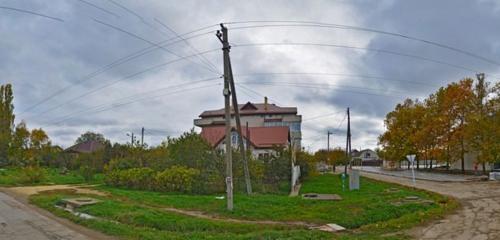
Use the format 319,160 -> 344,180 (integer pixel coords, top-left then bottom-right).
344,108 -> 351,174
476,73 -> 486,173
217,24 -> 233,210
141,127 -> 145,147
127,132 -> 135,145
227,42 -> 252,195
246,122 -> 251,152
218,24 -> 252,196
327,131 -> 334,172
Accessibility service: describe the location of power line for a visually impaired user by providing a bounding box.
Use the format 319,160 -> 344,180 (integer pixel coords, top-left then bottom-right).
233,42 -> 483,74
335,113 -> 348,130
32,48 -> 221,118
235,85 -> 260,102
104,0 -> 218,73
52,83 -> 220,125
93,18 -> 220,75
105,0 -> 165,35
18,24 -> 218,115
303,110 -> 344,122
242,80 -> 409,95
234,72 -> 439,87
74,0 -> 120,18
239,81 -> 405,98
224,20 -> 500,67
154,17 -> 220,73
0,6 -> 64,22
236,83 -> 284,106
106,0 -> 142,21
46,77 -> 221,124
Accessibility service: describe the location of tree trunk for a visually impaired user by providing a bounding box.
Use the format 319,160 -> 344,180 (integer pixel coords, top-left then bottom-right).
461,139 -> 465,174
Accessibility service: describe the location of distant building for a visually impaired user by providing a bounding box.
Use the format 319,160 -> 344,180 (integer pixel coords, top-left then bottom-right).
64,140 -> 105,154
194,97 -> 302,153
352,149 -> 379,161
352,149 -> 381,166
449,152 -> 493,171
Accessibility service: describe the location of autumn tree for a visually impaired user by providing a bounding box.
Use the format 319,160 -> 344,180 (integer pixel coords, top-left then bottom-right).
379,99 -> 423,167
467,80 -> 500,171
314,147 -> 349,170
29,128 -> 51,166
380,77 -> 498,173
8,121 -> 30,166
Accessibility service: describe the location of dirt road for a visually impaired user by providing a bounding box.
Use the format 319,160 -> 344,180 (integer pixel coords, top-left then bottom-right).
361,171 -> 500,240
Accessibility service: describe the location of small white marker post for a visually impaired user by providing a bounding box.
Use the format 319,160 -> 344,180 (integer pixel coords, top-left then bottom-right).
406,154 -> 416,187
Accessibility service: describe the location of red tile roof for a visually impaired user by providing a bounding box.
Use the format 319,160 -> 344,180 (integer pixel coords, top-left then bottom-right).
201,126 -> 289,148
199,102 -> 297,118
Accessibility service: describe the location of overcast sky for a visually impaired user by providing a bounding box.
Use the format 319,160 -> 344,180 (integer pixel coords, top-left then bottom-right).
1,0 -> 499,150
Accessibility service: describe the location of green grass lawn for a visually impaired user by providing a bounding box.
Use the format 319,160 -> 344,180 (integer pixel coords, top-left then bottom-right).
29,174 -> 458,239
31,192 -> 332,239
96,174 -> 452,228
0,167 -> 104,186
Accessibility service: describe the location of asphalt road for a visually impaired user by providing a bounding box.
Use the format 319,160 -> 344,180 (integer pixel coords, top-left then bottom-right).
358,166 -> 471,182
0,191 -> 91,240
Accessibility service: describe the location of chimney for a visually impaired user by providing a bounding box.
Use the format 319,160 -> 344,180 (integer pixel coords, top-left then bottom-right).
264,96 -> 268,111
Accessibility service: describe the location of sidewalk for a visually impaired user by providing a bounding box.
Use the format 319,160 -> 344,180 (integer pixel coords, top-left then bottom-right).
355,166 -> 475,182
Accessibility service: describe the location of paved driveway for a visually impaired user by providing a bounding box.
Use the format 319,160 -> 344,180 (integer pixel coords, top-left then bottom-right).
0,191 -> 102,240
360,171 -> 500,240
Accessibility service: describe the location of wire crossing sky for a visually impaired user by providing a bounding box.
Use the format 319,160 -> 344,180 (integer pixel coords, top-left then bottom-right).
1,0 -> 499,150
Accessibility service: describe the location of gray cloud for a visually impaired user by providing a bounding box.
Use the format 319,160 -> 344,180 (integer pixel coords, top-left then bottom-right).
1,0 -> 499,151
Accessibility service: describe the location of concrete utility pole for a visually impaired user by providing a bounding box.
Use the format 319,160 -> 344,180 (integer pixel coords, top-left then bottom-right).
227,43 -> 252,195
217,24 -> 233,210
127,132 -> 135,145
327,131 -> 332,152
476,73 -> 486,173
327,131 -> 334,172
345,108 -> 351,174
141,127 -> 145,147
218,24 -> 252,196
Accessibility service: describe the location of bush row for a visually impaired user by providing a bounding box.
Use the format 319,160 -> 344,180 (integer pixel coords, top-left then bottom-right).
105,166 -> 200,193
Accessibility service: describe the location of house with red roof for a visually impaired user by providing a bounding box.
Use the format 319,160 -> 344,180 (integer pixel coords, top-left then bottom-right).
194,97 -> 301,157
201,126 -> 290,158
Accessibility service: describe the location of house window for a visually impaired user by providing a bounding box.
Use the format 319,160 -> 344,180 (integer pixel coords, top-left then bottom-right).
231,132 -> 238,145
289,122 -> 301,132
258,153 -> 270,159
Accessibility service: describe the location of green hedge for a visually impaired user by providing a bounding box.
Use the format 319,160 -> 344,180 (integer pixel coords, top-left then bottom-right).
105,166 -> 200,193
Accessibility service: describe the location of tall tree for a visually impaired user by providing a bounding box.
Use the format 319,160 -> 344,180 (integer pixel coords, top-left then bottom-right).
380,78 -> 495,172
0,84 -> 15,165
8,121 -> 30,166
28,128 -> 51,166
75,131 -> 108,145
443,79 -> 475,173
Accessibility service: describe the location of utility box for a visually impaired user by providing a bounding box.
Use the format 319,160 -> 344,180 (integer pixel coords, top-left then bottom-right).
349,169 -> 360,190
489,172 -> 500,181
